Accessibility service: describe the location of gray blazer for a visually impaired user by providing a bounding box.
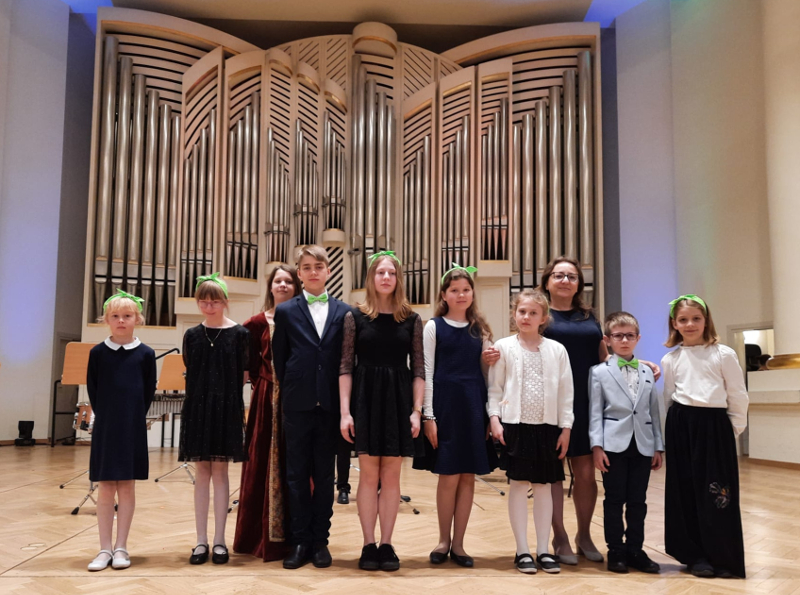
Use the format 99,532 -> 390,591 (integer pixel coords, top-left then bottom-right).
588,356 -> 664,456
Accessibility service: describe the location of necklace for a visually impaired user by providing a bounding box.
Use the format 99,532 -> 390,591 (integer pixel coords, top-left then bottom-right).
204,325 -> 224,347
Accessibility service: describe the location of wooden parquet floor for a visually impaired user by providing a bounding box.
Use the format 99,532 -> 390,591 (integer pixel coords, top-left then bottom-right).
0,445 -> 798,594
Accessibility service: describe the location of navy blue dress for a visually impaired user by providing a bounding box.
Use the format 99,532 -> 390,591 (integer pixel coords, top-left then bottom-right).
544,309 -> 602,457
413,318 -> 495,475
87,341 -> 156,482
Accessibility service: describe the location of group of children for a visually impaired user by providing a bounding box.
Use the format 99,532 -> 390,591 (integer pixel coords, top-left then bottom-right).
85,246 -> 748,580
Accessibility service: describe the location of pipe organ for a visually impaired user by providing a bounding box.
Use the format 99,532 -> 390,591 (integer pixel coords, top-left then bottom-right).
83,10 -> 603,340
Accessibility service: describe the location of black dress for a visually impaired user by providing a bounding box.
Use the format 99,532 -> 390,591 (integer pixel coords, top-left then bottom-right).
87,340 -> 156,482
544,309 -> 602,457
179,324 -> 250,462
339,310 -> 425,457
413,318 -> 496,475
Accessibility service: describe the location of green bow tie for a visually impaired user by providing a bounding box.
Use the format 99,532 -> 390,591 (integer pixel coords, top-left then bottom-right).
618,357 -> 639,370
307,293 -> 329,305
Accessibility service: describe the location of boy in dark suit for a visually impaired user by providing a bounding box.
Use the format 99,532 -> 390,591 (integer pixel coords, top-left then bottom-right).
272,245 -> 351,569
589,312 -> 664,575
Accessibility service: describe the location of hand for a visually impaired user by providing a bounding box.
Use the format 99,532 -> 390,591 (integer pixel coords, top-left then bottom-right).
651,451 -> 663,471
556,428 -> 571,460
641,360 -> 661,381
410,410 -> 421,438
340,414 -> 355,443
489,416 -> 505,445
482,347 -> 500,366
593,446 -> 609,472
424,419 -> 438,449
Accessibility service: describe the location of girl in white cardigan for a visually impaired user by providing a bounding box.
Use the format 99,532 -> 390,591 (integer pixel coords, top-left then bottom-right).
488,289 -> 574,574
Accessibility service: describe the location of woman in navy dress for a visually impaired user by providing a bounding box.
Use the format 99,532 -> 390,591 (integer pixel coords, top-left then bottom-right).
538,256 -> 658,565
87,290 -> 156,572
414,265 -> 496,568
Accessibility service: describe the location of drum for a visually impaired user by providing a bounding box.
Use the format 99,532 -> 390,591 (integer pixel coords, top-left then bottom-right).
73,402 -> 93,431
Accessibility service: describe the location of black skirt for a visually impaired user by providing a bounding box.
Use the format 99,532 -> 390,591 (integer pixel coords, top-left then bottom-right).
665,402 -> 745,578
501,423 -> 565,484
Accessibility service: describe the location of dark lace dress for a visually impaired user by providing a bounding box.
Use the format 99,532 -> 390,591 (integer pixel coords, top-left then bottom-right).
339,310 -> 425,457
179,324 -> 250,462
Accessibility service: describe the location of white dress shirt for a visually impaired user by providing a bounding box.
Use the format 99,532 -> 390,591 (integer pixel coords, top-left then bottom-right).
661,343 -> 749,437
618,359 -> 640,403
303,289 -> 329,338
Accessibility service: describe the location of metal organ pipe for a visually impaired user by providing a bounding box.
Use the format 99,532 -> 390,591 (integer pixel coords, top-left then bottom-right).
534,99 -> 547,272
563,69 -> 578,259
112,56 -> 133,293
578,50 -> 594,267
549,86 -> 562,259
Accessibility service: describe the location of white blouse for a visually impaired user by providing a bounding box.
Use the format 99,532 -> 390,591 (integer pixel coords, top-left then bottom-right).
661,343 -> 749,437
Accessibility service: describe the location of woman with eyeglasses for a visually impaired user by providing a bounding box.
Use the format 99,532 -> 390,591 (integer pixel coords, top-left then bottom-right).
537,257 -> 659,567
537,257 -> 605,566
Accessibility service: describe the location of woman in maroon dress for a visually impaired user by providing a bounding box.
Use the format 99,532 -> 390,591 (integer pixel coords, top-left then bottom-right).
233,265 -> 302,561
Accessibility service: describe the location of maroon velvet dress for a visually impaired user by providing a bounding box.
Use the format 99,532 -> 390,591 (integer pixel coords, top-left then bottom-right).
233,313 -> 287,561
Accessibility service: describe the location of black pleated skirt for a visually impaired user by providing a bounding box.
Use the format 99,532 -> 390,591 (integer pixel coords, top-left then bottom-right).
665,402 -> 745,578
500,423 -> 565,484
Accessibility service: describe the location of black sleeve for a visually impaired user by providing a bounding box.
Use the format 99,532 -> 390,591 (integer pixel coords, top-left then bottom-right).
86,348 -> 99,411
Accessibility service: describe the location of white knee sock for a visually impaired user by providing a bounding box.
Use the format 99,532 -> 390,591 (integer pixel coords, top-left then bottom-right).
531,483 -> 553,555
508,480 -> 531,555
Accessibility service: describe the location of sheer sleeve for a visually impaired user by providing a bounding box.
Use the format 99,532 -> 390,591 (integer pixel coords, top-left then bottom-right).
411,313 -> 425,379
339,310 -> 356,375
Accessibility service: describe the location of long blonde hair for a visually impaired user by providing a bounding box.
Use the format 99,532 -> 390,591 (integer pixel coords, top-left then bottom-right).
664,298 -> 719,347
434,268 -> 493,341
359,255 -> 413,322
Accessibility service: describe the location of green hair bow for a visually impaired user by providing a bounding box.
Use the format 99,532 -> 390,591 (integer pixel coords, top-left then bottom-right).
368,251 -> 402,266
103,289 -> 144,312
196,272 -> 229,298
669,294 -> 707,318
441,262 -> 478,284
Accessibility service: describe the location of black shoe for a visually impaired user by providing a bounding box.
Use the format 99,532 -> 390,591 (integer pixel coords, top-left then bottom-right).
514,553 -> 537,574
627,550 -> 659,574
449,549 -> 474,568
429,549 -> 448,564
690,559 -> 714,578
536,553 -> 560,574
378,543 -> 400,571
189,544 -> 209,565
211,544 -> 229,565
715,567 -> 734,578
358,543 -> 380,571
311,545 -> 332,568
337,489 -> 350,505
607,551 -> 628,574
283,544 -> 310,569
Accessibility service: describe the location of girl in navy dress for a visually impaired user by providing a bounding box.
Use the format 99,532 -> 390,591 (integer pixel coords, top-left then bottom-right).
414,264 -> 495,568
180,273 -> 249,565
86,290 -> 156,571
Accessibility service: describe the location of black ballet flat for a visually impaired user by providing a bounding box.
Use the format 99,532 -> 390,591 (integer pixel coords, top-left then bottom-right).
211,544 -> 229,564
429,549 -> 449,564
449,549 -> 474,568
189,544 -> 209,565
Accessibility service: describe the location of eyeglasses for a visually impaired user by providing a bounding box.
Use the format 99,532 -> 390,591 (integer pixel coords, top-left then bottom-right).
551,272 -> 579,283
198,300 -> 224,308
609,333 -> 637,342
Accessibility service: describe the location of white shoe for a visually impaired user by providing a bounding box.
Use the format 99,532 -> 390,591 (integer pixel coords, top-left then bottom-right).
88,550 -> 113,571
112,547 -> 131,569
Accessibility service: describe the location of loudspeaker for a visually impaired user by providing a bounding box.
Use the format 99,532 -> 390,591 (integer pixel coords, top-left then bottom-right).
15,420 -> 35,446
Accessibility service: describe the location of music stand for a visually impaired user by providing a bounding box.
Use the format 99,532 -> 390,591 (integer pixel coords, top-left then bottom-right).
51,342 -> 106,514
153,354 -> 195,484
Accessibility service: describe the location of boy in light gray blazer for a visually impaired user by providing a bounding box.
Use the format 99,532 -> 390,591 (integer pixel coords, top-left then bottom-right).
589,312 -> 664,575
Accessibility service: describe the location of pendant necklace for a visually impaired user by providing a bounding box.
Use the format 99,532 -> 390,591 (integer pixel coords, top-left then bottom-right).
204,325 -> 224,347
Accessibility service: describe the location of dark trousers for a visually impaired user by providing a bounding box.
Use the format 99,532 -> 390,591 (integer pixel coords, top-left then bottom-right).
283,407 -> 338,547
602,436 -> 652,555
336,434 -> 352,492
